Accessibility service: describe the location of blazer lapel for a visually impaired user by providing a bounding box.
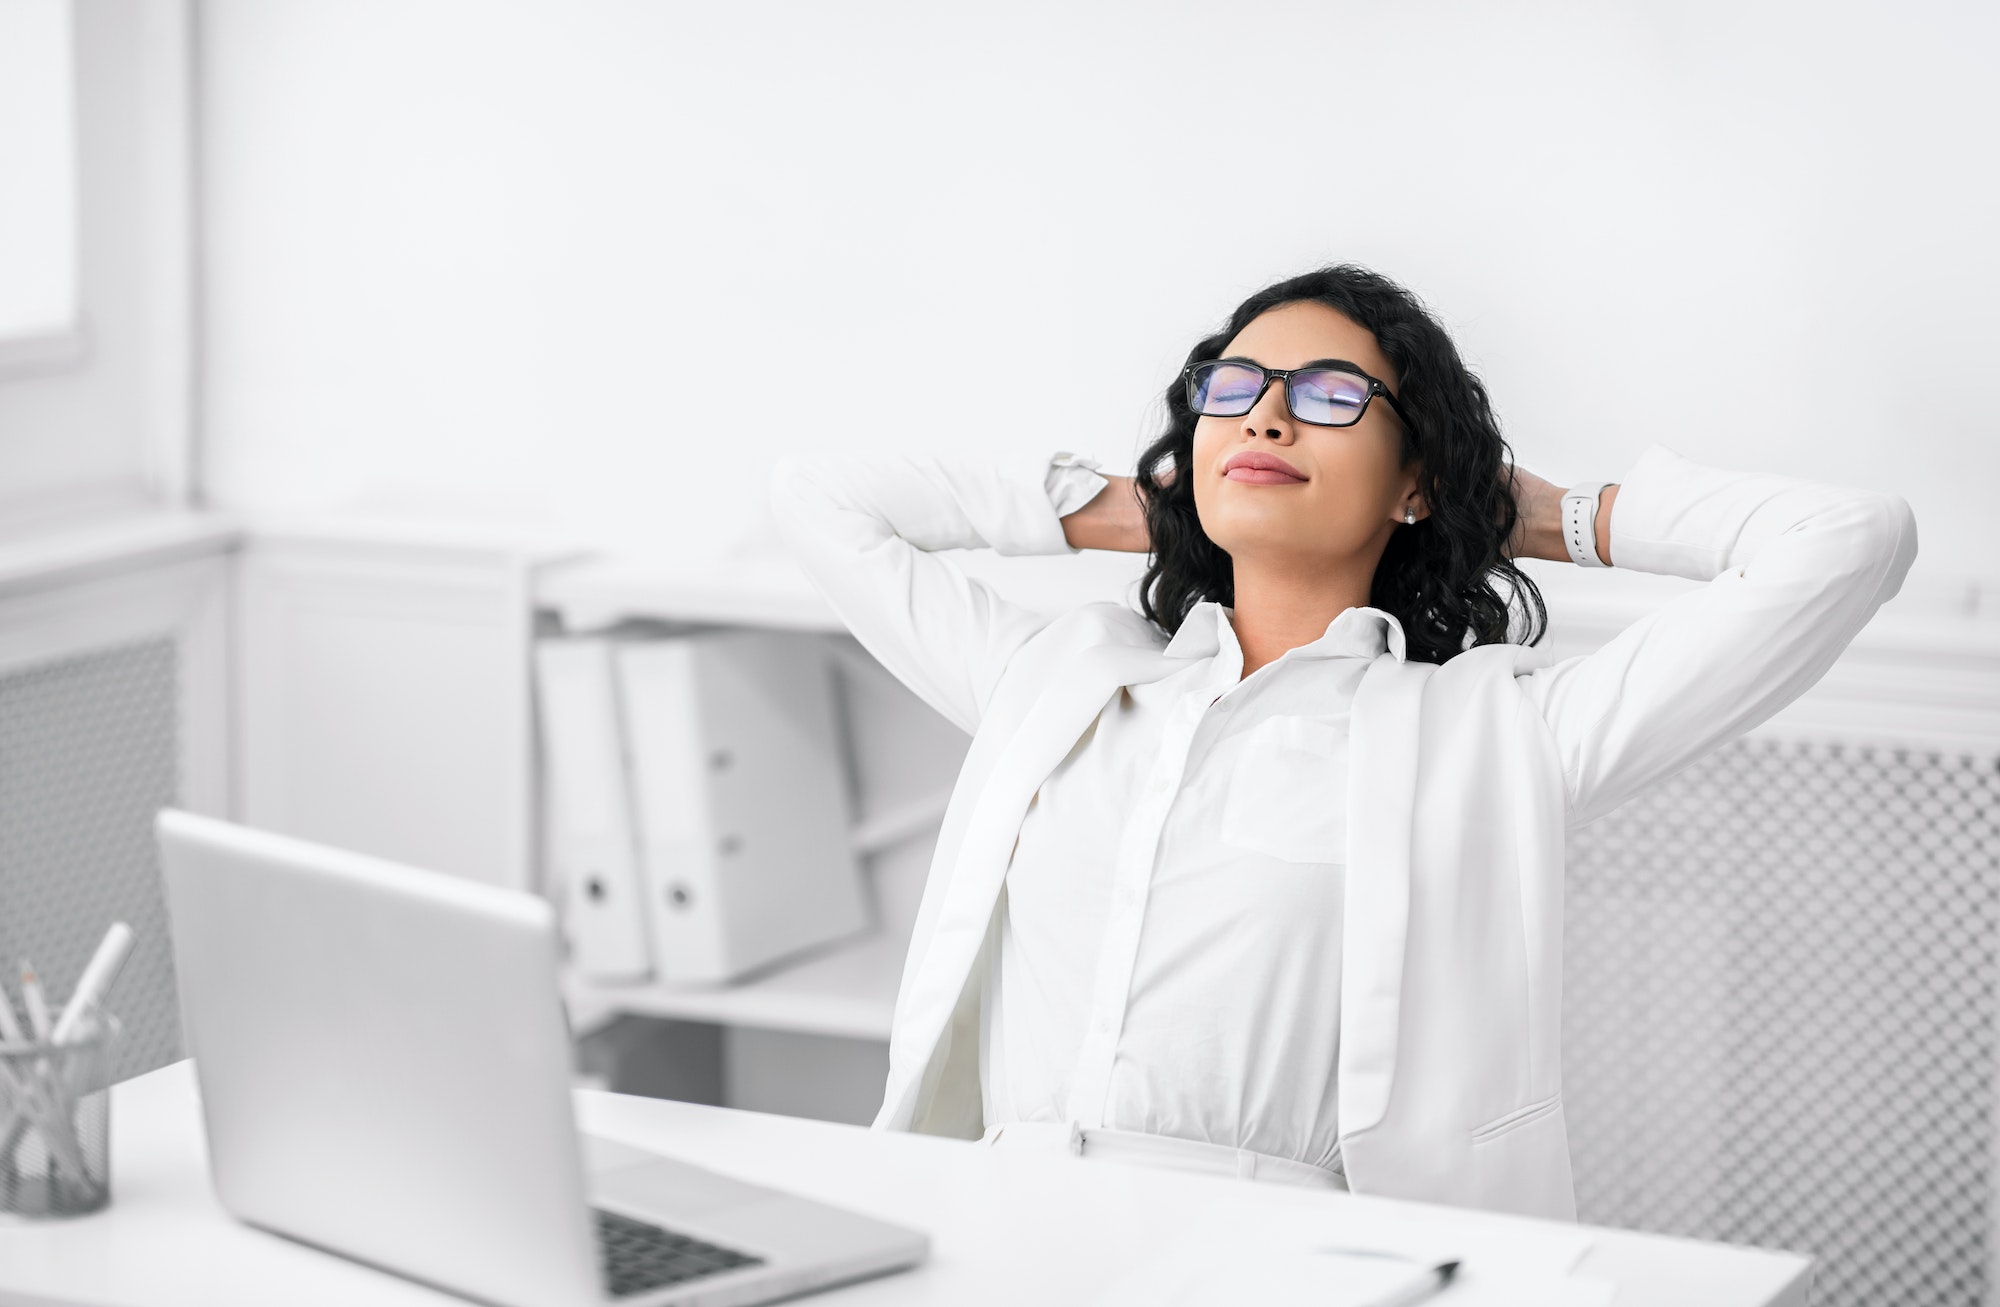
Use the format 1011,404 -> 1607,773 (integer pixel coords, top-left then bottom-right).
1339,653 -> 1430,1137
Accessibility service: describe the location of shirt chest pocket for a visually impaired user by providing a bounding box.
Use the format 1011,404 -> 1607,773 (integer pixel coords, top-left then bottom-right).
1218,716 -> 1350,865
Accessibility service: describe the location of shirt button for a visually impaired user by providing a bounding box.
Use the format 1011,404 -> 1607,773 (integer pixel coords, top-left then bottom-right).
1148,775 -> 1168,794
1094,1016 -> 1113,1034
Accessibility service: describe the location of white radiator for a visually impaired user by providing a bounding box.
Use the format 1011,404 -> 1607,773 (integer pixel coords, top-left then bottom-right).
1565,729 -> 2000,1305
0,640 -> 185,1081
0,522 -> 234,1085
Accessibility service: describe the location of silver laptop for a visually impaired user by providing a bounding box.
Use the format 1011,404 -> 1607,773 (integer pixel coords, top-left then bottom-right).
155,808 -> 927,1307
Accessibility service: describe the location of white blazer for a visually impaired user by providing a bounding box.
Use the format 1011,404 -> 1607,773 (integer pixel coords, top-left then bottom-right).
768,441 -> 1918,1220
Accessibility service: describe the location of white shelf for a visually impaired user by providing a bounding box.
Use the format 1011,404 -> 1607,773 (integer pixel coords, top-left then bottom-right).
536,553 -> 843,633
535,546 -> 1151,634
562,923 -> 905,1044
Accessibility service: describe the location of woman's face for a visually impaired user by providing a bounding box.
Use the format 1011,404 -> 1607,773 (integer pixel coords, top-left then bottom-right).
1190,300 -> 1423,564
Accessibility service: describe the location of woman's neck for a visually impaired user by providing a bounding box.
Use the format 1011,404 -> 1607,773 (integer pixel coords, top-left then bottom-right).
1227,558 -> 1376,679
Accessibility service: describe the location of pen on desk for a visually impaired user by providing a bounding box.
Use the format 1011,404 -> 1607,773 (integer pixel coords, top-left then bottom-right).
1313,1245 -> 1462,1305
19,962 -> 53,1042
51,922 -> 134,1045
1370,1259 -> 1460,1307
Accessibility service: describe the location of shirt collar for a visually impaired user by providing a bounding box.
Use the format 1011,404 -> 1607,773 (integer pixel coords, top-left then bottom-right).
1162,600 -> 1408,664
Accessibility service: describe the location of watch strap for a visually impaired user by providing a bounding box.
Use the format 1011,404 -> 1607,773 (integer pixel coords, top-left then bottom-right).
1561,480 -> 1613,568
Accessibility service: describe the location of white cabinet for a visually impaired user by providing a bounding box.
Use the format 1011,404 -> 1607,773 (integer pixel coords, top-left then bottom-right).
234,527 -> 572,891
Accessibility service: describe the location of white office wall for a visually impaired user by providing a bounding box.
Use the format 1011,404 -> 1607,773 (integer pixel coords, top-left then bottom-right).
196,0 -> 1996,594
0,0 -> 192,520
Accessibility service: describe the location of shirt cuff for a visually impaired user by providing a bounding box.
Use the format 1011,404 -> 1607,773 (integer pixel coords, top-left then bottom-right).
1606,441 -> 1780,580
982,447 -> 1112,557
1045,450 -> 1110,520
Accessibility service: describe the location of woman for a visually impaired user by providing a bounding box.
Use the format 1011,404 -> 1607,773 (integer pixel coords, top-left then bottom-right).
767,264 -> 1917,1219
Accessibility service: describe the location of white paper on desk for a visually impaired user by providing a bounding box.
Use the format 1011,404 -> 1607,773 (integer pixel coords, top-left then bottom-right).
1090,1245 -> 1442,1307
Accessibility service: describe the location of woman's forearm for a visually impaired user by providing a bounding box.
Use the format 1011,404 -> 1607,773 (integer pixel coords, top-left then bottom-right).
1508,474 -> 1619,566
1061,474 -> 1152,553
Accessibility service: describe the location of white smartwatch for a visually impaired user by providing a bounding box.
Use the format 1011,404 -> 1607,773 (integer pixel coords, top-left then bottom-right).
1560,480 -> 1614,568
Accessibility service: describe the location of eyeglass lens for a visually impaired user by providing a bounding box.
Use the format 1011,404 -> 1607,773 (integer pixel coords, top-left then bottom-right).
1188,361 -> 1373,427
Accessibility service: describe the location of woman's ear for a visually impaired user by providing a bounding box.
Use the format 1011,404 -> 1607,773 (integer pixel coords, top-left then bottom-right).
1397,464 -> 1428,524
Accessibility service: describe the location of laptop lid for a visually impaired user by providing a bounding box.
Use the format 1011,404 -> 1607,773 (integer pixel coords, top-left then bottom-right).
156,808 -> 605,1307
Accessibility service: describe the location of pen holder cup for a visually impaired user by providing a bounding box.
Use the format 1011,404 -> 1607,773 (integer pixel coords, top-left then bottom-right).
0,1009 -> 120,1220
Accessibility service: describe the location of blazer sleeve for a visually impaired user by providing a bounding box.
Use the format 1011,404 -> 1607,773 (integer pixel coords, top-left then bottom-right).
1515,441 -> 1920,830
768,447 -> 1111,736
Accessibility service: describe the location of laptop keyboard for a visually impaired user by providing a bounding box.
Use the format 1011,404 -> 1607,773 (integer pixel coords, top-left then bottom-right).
594,1207 -> 765,1298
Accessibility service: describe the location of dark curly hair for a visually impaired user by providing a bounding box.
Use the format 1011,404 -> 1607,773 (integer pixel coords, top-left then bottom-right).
1134,263 -> 1547,665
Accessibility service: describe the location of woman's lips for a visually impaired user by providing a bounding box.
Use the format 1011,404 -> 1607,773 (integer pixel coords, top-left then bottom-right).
1224,467 -> 1308,485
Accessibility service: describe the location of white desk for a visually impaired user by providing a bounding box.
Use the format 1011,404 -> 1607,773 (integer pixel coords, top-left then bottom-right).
0,1061 -> 1811,1307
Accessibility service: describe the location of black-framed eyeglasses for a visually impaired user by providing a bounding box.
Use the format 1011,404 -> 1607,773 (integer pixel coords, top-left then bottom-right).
1182,357 -> 1412,430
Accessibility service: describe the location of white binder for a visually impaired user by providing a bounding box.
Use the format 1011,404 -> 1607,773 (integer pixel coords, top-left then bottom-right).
615,630 -> 869,987
533,638 -> 654,981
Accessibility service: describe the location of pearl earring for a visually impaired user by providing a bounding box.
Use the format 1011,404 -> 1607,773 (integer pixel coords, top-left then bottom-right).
1404,507 -> 1416,524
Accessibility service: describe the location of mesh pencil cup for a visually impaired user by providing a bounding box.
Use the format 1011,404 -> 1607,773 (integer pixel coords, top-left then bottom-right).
0,1006 -> 120,1219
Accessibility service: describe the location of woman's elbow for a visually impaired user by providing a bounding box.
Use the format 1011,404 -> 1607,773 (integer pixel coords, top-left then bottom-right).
1867,493 -> 1920,604
1779,492 -> 1919,613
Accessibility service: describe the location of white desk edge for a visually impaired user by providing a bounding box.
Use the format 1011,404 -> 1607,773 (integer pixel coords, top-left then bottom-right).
0,1061 -> 1812,1307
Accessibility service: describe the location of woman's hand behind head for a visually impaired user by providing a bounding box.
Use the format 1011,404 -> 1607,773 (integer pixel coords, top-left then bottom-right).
1062,473 -> 1154,553
1500,464 -> 1563,562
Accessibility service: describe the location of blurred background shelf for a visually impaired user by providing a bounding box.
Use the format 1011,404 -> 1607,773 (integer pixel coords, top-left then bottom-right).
537,552 -> 842,634
535,546 -> 1152,635
561,922 -> 904,1045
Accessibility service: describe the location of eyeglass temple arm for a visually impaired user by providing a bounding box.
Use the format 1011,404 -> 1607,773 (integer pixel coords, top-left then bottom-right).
1374,380 -> 1415,429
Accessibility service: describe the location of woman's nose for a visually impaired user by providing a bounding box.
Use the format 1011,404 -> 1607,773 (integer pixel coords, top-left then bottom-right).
1242,377 -> 1295,440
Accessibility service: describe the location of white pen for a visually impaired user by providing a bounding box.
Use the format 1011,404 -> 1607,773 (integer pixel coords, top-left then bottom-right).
0,979 -> 31,1150
51,922 -> 134,1045
18,962 -> 53,1043
0,975 -> 25,1045
2,964 -> 94,1186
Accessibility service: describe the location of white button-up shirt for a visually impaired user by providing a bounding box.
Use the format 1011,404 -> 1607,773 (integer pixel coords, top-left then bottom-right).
978,453 -> 1402,1173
